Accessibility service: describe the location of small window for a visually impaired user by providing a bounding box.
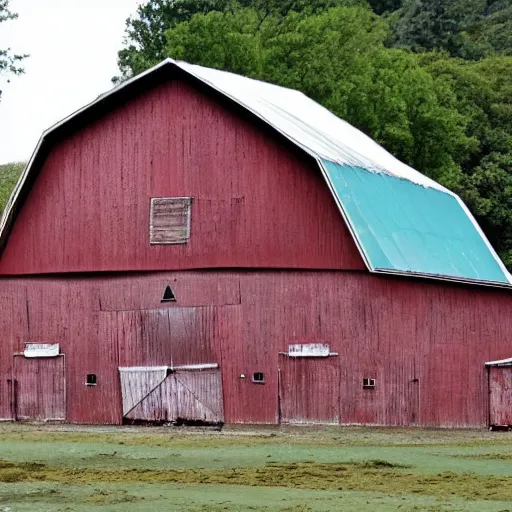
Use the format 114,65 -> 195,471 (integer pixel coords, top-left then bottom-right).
86,374 -> 97,386
161,285 -> 176,302
252,372 -> 265,384
363,378 -> 376,389
150,197 -> 192,245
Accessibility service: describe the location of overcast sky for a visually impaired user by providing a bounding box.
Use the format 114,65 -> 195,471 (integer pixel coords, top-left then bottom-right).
0,0 -> 142,164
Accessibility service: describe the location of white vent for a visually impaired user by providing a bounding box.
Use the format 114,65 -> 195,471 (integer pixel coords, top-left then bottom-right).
24,343 -> 60,358
288,344 -> 330,357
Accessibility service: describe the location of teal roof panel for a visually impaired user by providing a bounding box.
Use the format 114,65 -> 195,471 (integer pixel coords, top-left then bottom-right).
321,160 -> 510,285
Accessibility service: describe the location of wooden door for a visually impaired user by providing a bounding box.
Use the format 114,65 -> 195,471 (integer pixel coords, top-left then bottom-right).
279,357 -> 340,424
13,356 -> 66,421
489,366 -> 512,427
119,367 -> 224,424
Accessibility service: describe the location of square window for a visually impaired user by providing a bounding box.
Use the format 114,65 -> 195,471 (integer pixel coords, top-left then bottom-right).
252,372 -> 265,384
150,197 -> 192,245
86,374 -> 97,386
363,378 -> 376,389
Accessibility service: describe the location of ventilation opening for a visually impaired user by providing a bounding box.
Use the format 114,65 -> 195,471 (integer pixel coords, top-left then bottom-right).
86,374 -> 97,386
363,378 -> 376,390
252,372 -> 265,384
161,285 -> 176,302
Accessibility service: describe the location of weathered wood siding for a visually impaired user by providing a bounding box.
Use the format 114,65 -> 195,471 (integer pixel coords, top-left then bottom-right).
0,271 -> 511,427
0,79 -> 363,274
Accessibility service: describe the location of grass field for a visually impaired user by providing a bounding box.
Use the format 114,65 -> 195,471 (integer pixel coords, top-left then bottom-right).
0,424 -> 510,511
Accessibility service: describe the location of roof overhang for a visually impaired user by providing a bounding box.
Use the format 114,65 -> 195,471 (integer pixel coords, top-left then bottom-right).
485,358 -> 512,367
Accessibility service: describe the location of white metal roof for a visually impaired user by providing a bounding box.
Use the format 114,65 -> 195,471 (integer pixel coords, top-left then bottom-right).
177,61 -> 448,192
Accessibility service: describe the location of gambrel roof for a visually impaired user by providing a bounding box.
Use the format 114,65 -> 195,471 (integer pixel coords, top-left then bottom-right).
1,59 -> 510,287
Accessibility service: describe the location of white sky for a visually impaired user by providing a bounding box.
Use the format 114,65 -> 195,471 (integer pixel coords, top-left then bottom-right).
0,0 -> 142,164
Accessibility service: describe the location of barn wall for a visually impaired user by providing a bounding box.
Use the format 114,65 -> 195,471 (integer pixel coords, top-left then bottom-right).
0,79 -> 363,275
0,271 -> 510,427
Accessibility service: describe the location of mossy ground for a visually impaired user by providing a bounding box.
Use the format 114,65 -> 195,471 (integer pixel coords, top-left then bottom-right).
0,423 -> 510,511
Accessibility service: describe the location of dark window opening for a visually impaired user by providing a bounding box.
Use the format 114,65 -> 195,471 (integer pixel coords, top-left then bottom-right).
252,372 -> 265,384
161,285 -> 176,302
363,378 -> 376,389
86,374 -> 97,386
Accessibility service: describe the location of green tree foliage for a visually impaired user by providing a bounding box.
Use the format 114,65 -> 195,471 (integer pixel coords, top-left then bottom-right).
0,162 -> 24,213
0,0 -> 27,101
391,0 -> 512,57
464,2 -> 512,57
114,0 -> 368,82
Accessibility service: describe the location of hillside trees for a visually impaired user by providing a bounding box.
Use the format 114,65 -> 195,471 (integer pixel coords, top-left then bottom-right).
0,162 -> 24,213
391,0 -> 512,57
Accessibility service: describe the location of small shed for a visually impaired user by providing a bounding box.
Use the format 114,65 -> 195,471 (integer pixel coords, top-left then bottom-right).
486,358 -> 512,429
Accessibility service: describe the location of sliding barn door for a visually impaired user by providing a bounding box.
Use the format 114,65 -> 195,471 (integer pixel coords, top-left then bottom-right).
13,356 -> 66,421
119,367 -> 224,424
279,357 -> 340,424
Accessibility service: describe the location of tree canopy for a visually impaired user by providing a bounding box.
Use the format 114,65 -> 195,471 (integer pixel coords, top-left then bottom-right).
110,0 -> 512,268
0,0 -> 26,101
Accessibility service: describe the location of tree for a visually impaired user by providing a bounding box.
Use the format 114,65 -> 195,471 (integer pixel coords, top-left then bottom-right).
391,0 -> 487,54
390,0 -> 512,59
114,0 -> 233,83
0,0 -> 27,101
114,0 -> 368,82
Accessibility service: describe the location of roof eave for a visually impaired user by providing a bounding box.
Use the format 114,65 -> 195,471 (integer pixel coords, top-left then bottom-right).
372,268 -> 512,290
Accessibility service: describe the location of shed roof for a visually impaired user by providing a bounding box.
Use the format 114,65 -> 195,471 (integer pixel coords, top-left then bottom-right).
1,59 -> 510,287
485,358 -> 512,367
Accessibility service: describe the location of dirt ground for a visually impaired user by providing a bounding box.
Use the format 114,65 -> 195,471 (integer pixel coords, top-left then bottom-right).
0,423 -> 510,511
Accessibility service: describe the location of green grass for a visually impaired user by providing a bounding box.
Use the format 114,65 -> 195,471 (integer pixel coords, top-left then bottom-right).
0,161 -> 25,213
0,424 -> 510,511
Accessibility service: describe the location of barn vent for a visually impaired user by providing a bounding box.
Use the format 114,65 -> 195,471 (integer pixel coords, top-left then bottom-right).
161,285 -> 177,302
150,197 -> 192,245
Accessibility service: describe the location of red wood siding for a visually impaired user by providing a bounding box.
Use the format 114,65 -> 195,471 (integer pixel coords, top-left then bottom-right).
0,79 -> 363,275
1,270 -> 511,427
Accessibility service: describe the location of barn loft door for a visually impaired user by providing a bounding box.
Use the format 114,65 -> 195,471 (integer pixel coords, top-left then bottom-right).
13,355 -> 66,421
279,356 -> 340,424
489,366 -> 512,428
119,366 -> 224,424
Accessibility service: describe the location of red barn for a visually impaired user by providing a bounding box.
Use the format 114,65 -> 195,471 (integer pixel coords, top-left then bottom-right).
0,59 -> 511,428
